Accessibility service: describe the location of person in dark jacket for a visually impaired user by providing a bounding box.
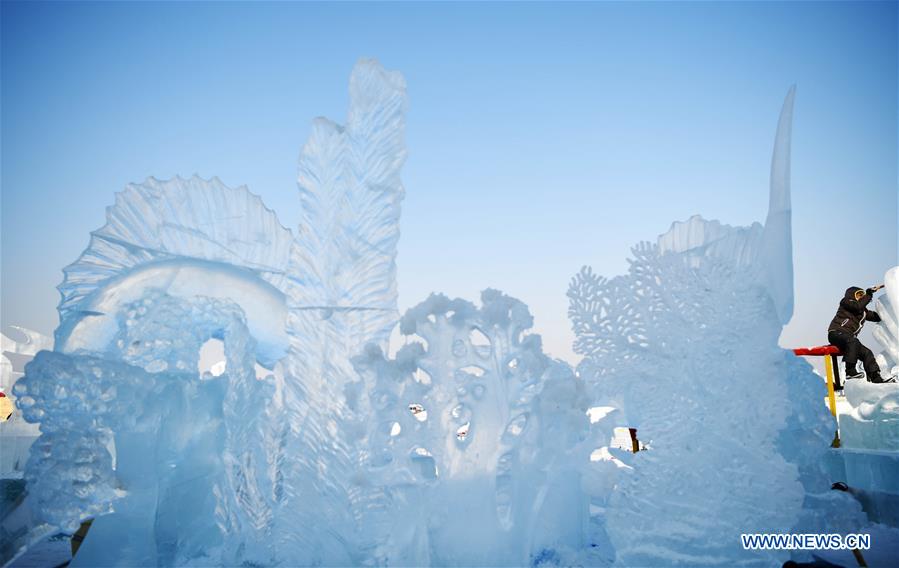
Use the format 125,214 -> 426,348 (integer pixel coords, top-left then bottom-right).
827,286 -> 886,383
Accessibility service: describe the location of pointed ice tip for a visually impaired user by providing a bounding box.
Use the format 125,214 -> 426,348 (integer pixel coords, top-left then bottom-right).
761,86 -> 796,325
348,59 -> 408,118
352,58 -> 407,90
768,86 -> 795,213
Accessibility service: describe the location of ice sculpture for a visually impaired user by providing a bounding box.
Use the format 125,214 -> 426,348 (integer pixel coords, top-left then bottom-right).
352,290 -> 598,566
873,266 -> 899,373
568,88 -> 863,565
54,175 -> 294,366
273,59 -> 407,564
761,85 -> 795,325
569,248 -> 805,565
14,174 -> 297,566
1,327 -> 52,396
656,87 -> 794,326
1,327 -> 50,476
839,266 -> 899,451
6,61 -> 868,568
8,59 -> 407,566
15,292 -> 276,565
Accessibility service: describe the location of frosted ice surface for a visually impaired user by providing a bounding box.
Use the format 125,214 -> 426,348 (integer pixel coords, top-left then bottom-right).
873,266 -> 899,372
840,267 -> 899,442
272,58 -> 407,564
14,292 -> 271,567
54,175 -> 294,367
657,215 -> 764,268
840,270 -> 899,451
8,59 -> 408,567
352,290 -> 598,566
569,246 -> 806,566
839,380 -> 899,451
568,87 -> 862,566
1,327 -> 51,477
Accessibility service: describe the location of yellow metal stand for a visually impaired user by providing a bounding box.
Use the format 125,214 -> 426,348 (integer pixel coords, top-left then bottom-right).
824,355 -> 840,447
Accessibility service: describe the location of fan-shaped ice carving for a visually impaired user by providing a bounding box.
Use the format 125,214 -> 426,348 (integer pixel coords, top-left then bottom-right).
658,216 -> 763,268
55,175 -> 294,366
353,290 -> 596,566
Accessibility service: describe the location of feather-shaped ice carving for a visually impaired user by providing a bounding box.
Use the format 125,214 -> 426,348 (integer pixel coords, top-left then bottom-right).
292,58 -> 406,333
275,58 -> 407,563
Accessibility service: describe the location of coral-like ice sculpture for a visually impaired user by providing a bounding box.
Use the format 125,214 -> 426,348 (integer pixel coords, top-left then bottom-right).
569,247 -> 805,565
568,88 -> 863,565
353,290 -> 596,566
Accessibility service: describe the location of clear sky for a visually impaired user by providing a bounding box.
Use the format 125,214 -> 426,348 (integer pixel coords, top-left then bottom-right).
2,1 -> 896,364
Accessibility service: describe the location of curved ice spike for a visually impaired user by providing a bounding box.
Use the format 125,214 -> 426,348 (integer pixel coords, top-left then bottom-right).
761,86 -> 796,325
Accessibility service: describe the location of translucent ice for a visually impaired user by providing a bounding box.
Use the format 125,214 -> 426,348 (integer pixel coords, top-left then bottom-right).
272,59 -> 407,564
1,327 -> 50,477
7,59 -> 408,567
13,292 -> 277,566
656,87 -> 795,326
55,175 -> 294,367
761,85 -> 796,325
839,266 -> 899,451
569,248 -> 805,565
5,67 -> 863,568
568,88 -> 862,565
352,290 -> 597,566
873,266 -> 899,372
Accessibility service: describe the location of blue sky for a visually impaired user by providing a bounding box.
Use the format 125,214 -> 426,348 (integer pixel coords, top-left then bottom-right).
2,1 -> 896,362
